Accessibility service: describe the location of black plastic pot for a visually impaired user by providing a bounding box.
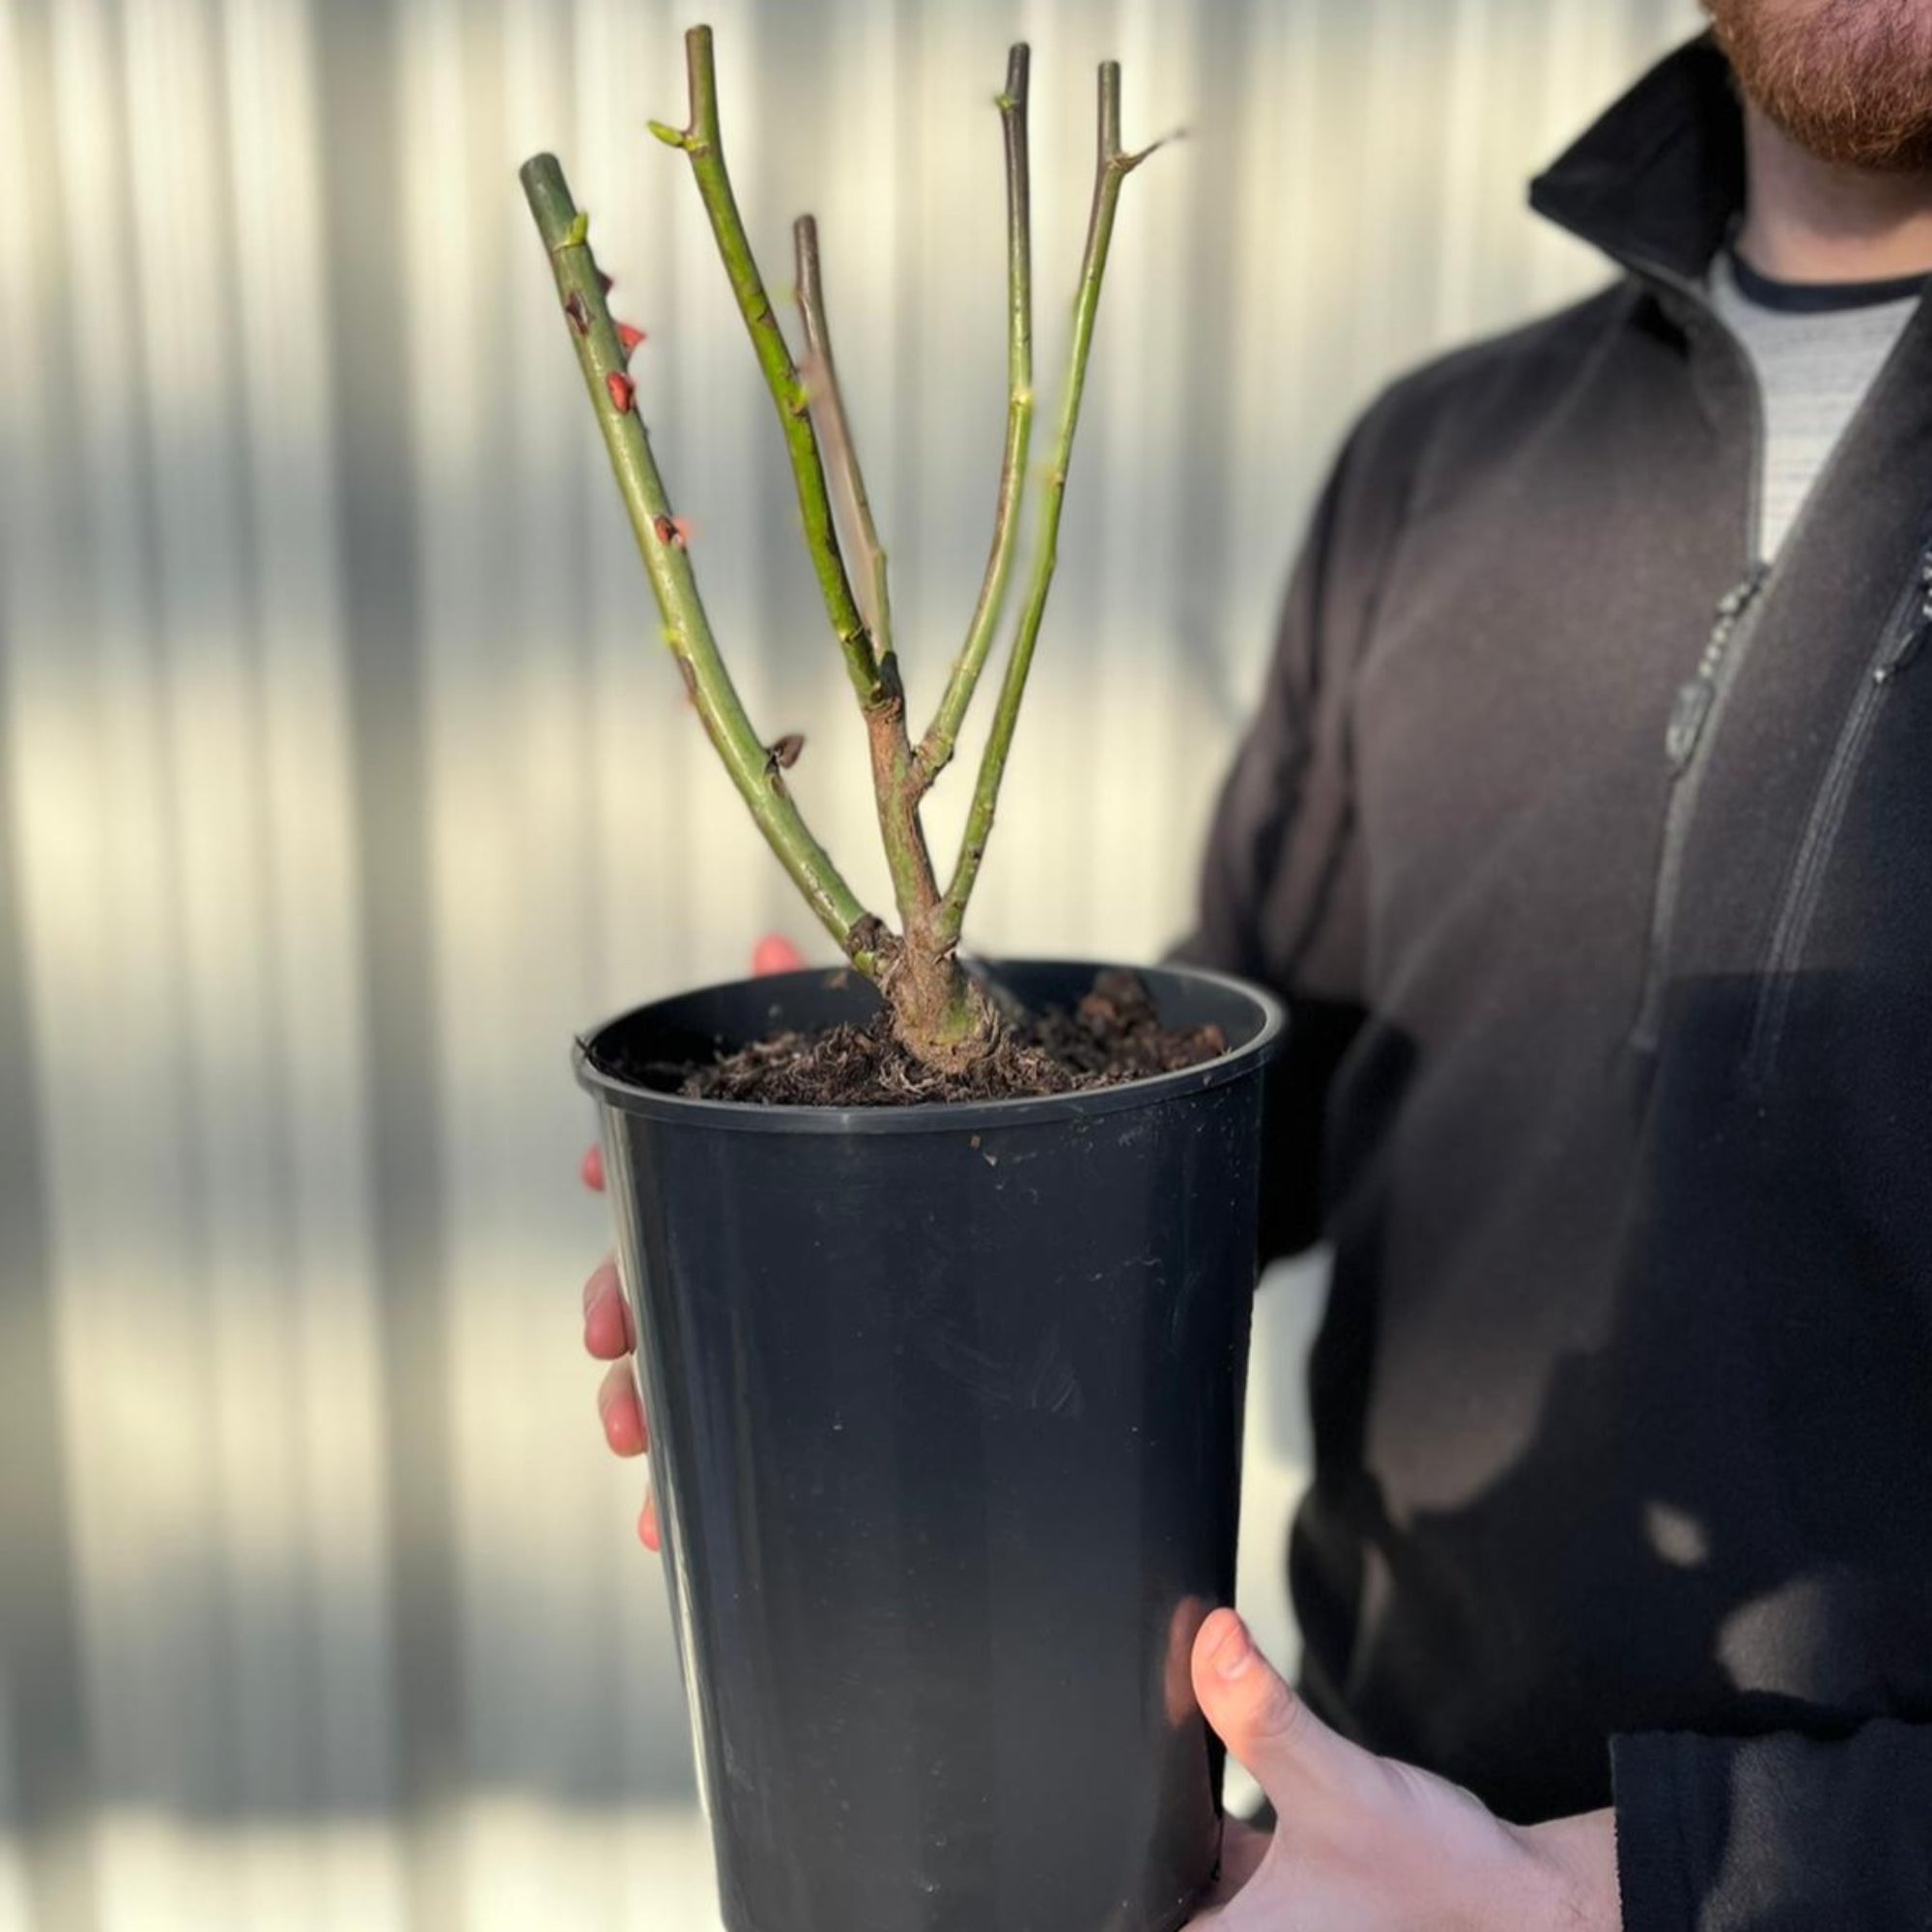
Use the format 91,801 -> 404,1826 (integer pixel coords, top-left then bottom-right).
577,959 -> 1284,1932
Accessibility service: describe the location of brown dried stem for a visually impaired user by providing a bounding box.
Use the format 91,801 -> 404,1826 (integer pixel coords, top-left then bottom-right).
793,213 -> 893,677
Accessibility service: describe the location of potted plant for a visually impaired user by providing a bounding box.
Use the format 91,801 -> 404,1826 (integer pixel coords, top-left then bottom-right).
524,27 -> 1283,1932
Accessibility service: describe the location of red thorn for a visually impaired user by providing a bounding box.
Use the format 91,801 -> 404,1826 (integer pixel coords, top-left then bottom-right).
563,290 -> 590,334
606,371 -> 636,412
598,270 -> 614,295
616,322 -> 646,360
652,513 -> 692,550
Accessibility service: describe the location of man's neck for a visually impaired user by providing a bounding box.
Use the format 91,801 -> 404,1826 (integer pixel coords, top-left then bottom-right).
1736,103 -> 1932,283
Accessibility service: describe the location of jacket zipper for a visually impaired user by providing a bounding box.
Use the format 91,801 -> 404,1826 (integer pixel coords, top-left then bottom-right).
1742,542 -> 1932,1087
1629,561 -> 1772,1052
1622,266 -> 1767,1055
1621,250 -> 1918,1055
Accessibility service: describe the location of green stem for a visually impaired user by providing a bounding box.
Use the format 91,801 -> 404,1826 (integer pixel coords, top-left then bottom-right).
936,62 -> 1166,944
650,26 -> 881,708
916,43 -> 1034,787
519,154 -> 881,972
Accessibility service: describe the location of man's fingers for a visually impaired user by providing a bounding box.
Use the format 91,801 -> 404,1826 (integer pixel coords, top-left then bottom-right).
753,934 -> 806,977
597,1360 -> 649,1457
581,1141 -> 658,1545
582,1256 -> 636,1359
1213,1820 -> 1271,1897
1183,1819 -> 1275,1928
1192,1609 -> 1355,1811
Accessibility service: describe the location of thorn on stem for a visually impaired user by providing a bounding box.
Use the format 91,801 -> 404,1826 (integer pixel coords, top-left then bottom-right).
606,371 -> 636,412
598,269 -> 614,295
766,732 -> 806,774
563,290 -> 591,334
653,513 -> 693,549
616,322 -> 647,360
1118,128 -> 1185,174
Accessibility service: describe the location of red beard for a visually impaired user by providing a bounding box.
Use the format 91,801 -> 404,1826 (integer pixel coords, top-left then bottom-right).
1704,0 -> 1932,172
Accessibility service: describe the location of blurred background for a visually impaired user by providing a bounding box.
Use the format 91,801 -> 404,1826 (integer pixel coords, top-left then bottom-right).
1,0 -> 1699,1924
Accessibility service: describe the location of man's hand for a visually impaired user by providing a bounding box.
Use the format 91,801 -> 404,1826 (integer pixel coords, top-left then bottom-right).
580,934 -> 806,1549
1184,1610 -> 1619,1930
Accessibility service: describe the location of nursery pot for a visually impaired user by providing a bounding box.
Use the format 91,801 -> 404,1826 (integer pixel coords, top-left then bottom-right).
576,958 -> 1284,1932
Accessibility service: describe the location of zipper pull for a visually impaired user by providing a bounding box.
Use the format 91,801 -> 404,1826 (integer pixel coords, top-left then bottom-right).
1667,564 -> 1770,771
1875,549 -> 1932,685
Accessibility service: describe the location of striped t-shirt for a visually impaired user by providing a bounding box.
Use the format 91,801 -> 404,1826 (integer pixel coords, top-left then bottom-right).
1707,248 -> 1925,560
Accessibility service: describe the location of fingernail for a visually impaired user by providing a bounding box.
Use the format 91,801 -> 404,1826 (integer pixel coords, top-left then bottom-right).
1211,1614 -> 1253,1680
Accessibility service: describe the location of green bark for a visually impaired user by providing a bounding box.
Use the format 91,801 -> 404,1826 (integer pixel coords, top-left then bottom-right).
648,28 -> 882,708
918,43 -> 1036,787
519,155 -> 879,971
937,63 -> 1169,944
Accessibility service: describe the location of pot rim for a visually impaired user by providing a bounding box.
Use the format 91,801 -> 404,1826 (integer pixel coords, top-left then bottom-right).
574,956 -> 1286,1136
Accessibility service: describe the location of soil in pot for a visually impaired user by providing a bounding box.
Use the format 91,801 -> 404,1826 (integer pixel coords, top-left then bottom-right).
597,967 -> 1228,1106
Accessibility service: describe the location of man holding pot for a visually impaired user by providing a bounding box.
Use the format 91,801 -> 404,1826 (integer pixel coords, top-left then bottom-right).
582,1 -> 1932,1924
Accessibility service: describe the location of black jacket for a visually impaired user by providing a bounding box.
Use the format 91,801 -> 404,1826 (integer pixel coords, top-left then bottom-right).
1186,37 -> 1932,1930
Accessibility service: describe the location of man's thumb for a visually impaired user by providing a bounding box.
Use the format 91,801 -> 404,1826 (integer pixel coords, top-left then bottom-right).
1191,1608 -> 1349,1806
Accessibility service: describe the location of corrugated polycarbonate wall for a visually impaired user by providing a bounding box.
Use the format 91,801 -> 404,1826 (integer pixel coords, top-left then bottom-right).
1,1 -> 1698,1926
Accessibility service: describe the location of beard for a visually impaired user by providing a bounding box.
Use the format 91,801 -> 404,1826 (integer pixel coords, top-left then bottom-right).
1702,0 -> 1932,172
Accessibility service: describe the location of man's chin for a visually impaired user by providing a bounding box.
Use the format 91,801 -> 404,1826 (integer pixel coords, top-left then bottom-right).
1704,0 -> 1932,174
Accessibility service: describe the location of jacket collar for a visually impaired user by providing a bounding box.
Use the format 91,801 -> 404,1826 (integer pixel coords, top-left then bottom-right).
1529,34 -> 1745,286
